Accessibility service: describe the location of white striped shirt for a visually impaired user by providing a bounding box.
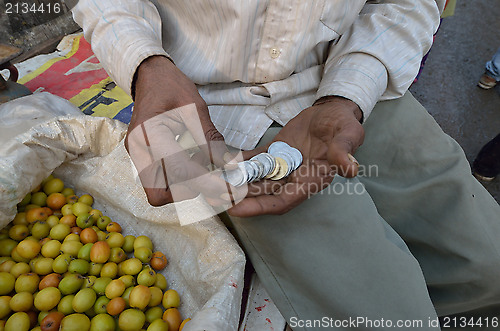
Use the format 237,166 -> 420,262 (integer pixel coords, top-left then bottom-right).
73,0 -> 444,149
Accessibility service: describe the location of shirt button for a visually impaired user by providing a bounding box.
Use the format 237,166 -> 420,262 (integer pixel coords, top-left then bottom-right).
270,47 -> 280,59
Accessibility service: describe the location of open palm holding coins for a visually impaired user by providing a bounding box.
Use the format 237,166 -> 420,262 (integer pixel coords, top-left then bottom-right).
221,141 -> 303,187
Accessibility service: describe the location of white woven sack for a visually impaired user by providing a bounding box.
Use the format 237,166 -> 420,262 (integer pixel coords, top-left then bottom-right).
0,92 -> 245,331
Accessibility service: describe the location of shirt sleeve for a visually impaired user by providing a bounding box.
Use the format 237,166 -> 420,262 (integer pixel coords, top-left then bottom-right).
72,0 -> 170,96
316,0 -> 445,119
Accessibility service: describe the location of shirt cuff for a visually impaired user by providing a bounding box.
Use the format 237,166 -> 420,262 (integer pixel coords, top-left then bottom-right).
316,53 -> 388,120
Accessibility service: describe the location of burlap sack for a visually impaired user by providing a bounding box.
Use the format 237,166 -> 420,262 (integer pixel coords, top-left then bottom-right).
0,92 -> 245,331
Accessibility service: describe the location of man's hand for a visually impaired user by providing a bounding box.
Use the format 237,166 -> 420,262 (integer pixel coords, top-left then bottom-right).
125,56 -> 234,207
228,96 -> 365,217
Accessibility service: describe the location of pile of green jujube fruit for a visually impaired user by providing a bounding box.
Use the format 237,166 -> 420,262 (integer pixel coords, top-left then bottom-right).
0,175 -> 191,331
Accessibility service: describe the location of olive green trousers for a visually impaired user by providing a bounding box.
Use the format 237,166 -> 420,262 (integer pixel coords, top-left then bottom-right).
228,92 -> 500,330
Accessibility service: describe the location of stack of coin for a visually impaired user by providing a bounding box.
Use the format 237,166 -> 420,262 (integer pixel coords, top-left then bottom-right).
221,141 -> 303,187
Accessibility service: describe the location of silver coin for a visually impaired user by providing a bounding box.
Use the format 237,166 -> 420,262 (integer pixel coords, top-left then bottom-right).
221,163 -> 247,187
268,141 -> 289,155
252,160 -> 265,179
251,153 -> 275,178
286,146 -> 303,170
248,161 -> 262,182
269,141 -> 302,172
243,161 -> 256,182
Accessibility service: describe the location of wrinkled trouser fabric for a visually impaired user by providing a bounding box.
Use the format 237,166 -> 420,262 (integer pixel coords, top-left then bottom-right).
228,92 -> 500,330
486,46 -> 500,81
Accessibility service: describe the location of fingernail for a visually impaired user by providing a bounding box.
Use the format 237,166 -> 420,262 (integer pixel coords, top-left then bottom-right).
347,153 -> 359,167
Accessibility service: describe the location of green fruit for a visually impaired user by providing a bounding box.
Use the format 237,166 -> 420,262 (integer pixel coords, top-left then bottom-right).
105,279 -> 126,299
11,246 -> 30,263
18,193 -> 32,207
60,241 -> 83,257
85,307 -> 96,318
154,273 -> 168,291
109,247 -> 126,264
145,306 -> 163,323
100,262 -> 118,279
34,287 -> 61,311
96,231 -> 107,242
76,214 -> 94,229
31,221 -> 50,239
93,296 -> 110,314
106,232 -> 125,248
10,262 -> 30,278
59,274 -> 85,295
61,187 -> 75,197
5,311 -> 30,331
60,313 -> 91,331
43,178 -> 64,195
49,223 -> 71,241
134,247 -> 153,263
137,268 -> 156,287
57,294 -> 76,315
148,286 -> 163,307
122,235 -> 135,253
89,209 -> 103,223
8,225 -> 29,241
16,239 -> 41,260
90,313 -> 115,331
92,277 -> 112,296
0,239 -> 17,256
0,296 -> 11,319
9,291 -> 33,312
41,174 -> 55,185
33,257 -> 54,275
162,289 -> 180,309
119,275 -> 136,288
31,191 -> 48,207
117,261 -> 125,277
133,236 -> 153,251
88,262 -> 103,276
72,203 -> 92,217
72,288 -> 96,313
0,259 -> 14,272
129,285 -> 151,310
96,216 -> 112,231
78,243 -> 94,261
122,286 -> 133,306
29,256 -> 40,272
61,204 -> 74,215
121,258 -> 142,275
78,194 -> 94,206
46,215 -> 59,228
82,275 -> 97,289
118,309 -> 146,331
0,272 -> 15,295
41,239 -> 61,258
52,253 -> 72,274
68,259 -> 90,274
147,319 -> 169,331
63,234 -> 80,243
15,273 -> 40,293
